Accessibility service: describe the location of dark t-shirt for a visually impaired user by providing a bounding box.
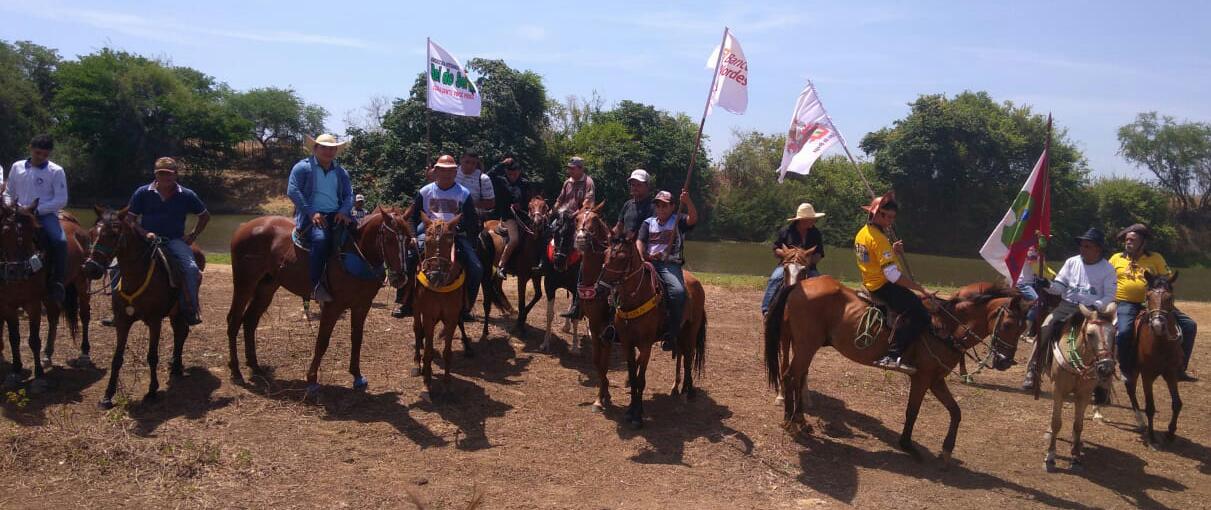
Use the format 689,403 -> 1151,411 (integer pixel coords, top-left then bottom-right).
616,197 -> 654,238
488,163 -> 530,219
773,226 -> 825,270
128,184 -> 207,239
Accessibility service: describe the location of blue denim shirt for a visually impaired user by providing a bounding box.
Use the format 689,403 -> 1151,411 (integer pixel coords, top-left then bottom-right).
287,156 -> 354,229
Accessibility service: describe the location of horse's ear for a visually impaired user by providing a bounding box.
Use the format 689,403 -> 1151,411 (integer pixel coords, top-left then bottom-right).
419,210 -> 431,227
805,246 -> 817,256
1078,304 -> 1094,319
22,198 -> 39,217
402,203 -> 415,223
117,205 -> 130,221
1144,270 -> 1155,288
592,200 -> 605,213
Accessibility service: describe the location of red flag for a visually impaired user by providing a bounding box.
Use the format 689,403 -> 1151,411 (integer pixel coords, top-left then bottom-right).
980,115 -> 1052,282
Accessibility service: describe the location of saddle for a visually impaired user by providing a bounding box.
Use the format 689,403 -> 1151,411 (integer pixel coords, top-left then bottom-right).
854,288 -> 900,351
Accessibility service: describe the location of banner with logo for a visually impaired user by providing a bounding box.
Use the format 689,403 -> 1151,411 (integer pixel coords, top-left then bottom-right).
980,117 -> 1053,282
427,38 -> 481,117
777,83 -> 841,181
705,30 -> 748,115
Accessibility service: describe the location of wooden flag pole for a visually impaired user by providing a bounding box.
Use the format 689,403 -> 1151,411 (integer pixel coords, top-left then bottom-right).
425,37 -> 434,169
679,26 -> 729,201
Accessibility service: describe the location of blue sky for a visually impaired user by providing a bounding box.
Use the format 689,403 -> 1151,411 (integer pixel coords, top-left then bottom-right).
3,0 -> 1208,179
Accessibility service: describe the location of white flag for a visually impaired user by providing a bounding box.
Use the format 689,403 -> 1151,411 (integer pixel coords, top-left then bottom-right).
777,83 -> 841,181
426,38 -> 481,117
705,30 -> 747,115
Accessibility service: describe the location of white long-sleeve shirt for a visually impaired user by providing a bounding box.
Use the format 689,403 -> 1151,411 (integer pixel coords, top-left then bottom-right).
4,159 -> 68,216
1045,254 -> 1116,310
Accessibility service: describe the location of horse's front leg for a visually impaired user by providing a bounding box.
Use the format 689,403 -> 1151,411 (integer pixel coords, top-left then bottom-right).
1124,373 -> 1146,431
100,316 -> 133,409
169,316 -> 188,378
929,377 -> 962,468
1143,374 -> 1159,449
1045,377 -> 1065,472
1071,383 -> 1090,469
349,305 -> 369,390
42,302 -> 59,366
27,305 -> 45,383
898,374 -> 929,460
304,305 -> 341,398
4,316 -> 21,387
144,319 -> 163,401
592,323 -> 612,412
410,311 -> 424,377
1163,372 -> 1182,444
628,342 -> 652,429
541,297 -> 556,352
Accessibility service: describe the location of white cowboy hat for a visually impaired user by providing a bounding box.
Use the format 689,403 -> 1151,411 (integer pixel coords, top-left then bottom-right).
306,133 -> 350,153
786,202 -> 826,222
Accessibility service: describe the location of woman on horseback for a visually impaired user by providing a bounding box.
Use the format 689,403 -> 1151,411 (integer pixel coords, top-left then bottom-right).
637,189 -> 698,352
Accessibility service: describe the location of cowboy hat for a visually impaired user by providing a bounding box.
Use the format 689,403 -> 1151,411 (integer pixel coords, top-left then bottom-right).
433,154 -> 458,169
1075,227 -> 1107,249
786,202 -> 826,222
861,191 -> 896,215
1116,223 -> 1152,241
306,133 -> 349,153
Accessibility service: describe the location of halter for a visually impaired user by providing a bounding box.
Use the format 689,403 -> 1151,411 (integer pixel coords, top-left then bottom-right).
371,212 -> 410,288
85,211 -> 163,312
419,221 -> 459,288
0,208 -> 42,281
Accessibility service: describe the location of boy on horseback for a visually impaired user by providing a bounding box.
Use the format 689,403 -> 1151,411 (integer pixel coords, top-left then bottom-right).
408,154 -> 483,321
3,134 -> 69,303
854,193 -> 931,375
637,189 -> 698,352
1109,224 -> 1197,381
126,157 -> 210,325
762,203 -> 826,316
488,156 -> 532,278
287,133 -> 355,303
1021,228 -> 1117,392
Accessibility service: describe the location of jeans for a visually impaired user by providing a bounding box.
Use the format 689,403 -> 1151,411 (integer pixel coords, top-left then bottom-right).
761,265 -> 820,315
164,238 -> 201,315
1017,281 -> 1041,323
653,262 -> 687,334
1116,300 -> 1198,374
872,283 -> 930,358
417,231 -> 483,309
307,212 -> 340,290
38,213 -> 66,286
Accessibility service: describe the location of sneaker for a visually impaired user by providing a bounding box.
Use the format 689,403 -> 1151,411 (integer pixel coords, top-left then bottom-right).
312,284 -> 333,303
100,317 -> 114,327
895,359 -> 918,375
875,355 -> 916,375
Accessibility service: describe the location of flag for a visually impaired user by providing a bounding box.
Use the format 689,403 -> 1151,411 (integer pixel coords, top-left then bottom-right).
705,30 -> 747,115
426,38 -> 481,117
776,82 -> 841,181
980,116 -> 1053,282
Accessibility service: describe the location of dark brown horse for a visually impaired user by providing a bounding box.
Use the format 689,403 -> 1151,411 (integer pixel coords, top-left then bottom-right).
946,282 -> 1031,382
0,201 -> 51,391
411,213 -> 466,401
225,207 -> 411,396
41,212 -> 96,368
505,196 -> 549,333
953,281 -> 1054,381
1125,272 -> 1184,448
764,276 -> 1019,465
572,203 -> 619,409
598,236 -> 707,428
83,206 -> 207,408
466,218 -> 515,343
540,206 -> 585,352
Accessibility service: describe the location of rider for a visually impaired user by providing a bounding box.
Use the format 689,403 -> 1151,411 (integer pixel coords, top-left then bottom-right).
408,154 -> 483,320
614,169 -> 654,239
287,133 -> 355,303
455,151 -> 495,220
126,157 -> 210,325
1015,245 -> 1053,342
638,189 -> 698,352
487,156 -> 532,278
762,203 -> 826,317
854,193 -> 931,375
554,156 -> 596,319
1021,228 -> 1117,392
1109,224 -> 1198,382
351,194 -> 369,223
3,134 -> 69,303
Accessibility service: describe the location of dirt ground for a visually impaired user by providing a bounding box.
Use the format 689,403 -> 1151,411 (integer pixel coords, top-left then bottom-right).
2,265 -> 1208,509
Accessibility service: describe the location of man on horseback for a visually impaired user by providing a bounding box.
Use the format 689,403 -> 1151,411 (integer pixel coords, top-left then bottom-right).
456,152 -> 495,219
854,193 -> 931,375
638,189 -> 698,352
409,154 -> 483,320
1021,228 -> 1117,392
3,134 -> 69,303
487,156 -> 532,278
554,156 -> 596,319
762,203 -> 826,317
287,134 -> 355,303
351,194 -> 368,223
1109,224 -> 1197,382
126,157 -> 209,325
614,169 -> 654,239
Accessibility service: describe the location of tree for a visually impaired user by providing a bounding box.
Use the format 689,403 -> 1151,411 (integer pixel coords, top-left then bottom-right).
1085,178 -> 1177,258
0,40 -> 54,167
227,87 -> 327,165
1118,112 -> 1211,215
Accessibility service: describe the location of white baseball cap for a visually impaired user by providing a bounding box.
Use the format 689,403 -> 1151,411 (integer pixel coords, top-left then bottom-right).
628,169 -> 650,183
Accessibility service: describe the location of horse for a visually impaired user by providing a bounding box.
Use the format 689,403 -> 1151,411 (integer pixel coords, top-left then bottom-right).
953,281 -> 1056,381
0,201 -> 51,391
411,213 -> 467,401
1043,302 -> 1117,472
225,207 -> 411,396
572,202 -> 620,410
764,276 -> 1020,465
539,206 -> 585,352
507,196 -> 549,333
1124,272 -> 1184,449
598,235 -> 707,428
83,205 -> 208,408
771,246 -> 817,405
464,217 -> 515,343
40,212 -> 96,369
948,282 -> 1031,382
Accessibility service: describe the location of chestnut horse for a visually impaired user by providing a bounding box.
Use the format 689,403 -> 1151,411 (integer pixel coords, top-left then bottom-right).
0,201 -> 51,390
411,213 -> 466,401
83,206 -> 207,408
598,236 -> 707,428
572,202 -> 619,409
41,212 -> 96,369
764,276 -> 1019,465
464,218 -> 515,343
770,246 -> 817,405
1044,303 -> 1116,472
540,207 -> 585,352
1124,272 -> 1184,448
225,207 -> 410,396
953,281 -> 1053,381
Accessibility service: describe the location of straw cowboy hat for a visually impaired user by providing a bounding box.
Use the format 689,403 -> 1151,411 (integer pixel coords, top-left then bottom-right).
786,203 -> 826,222
306,133 -> 349,153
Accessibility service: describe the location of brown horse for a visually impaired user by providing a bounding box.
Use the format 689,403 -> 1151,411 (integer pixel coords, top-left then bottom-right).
411,213 -> 466,401
83,205 -> 208,408
598,236 -> 707,428
0,201 -> 51,390
466,218 -> 516,343
953,281 -> 1054,381
946,282 -> 1031,382
771,246 -> 817,406
225,207 -> 411,396
573,202 -> 619,409
1044,303 -> 1116,471
504,197 -> 549,333
764,276 -> 1019,465
41,212 -> 96,368
1124,272 -> 1184,448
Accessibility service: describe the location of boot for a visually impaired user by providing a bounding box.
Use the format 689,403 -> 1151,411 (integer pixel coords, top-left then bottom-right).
312,283 -> 333,303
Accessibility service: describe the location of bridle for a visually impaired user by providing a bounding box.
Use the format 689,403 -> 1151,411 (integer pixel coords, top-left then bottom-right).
598,238 -> 657,311
550,210 -> 576,271
366,211 -> 410,288
419,220 -> 458,287
85,210 -> 131,275
575,210 -> 610,255
0,207 -> 42,281
1143,283 -> 1178,341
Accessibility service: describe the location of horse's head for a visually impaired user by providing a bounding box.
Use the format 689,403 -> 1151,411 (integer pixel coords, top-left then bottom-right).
574,200 -> 609,254
780,246 -> 817,288
936,284 -> 1029,371
600,235 -> 640,287
419,211 -> 461,287
1144,271 -> 1178,339
550,208 -> 577,272
368,205 -> 414,289
1079,302 -> 1118,379
84,205 -> 131,280
528,196 -> 550,236
0,199 -> 42,265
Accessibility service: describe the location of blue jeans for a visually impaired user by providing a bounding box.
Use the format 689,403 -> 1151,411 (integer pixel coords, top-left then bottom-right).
1017,281 -> 1041,323
653,262 -> 687,333
1117,301 -> 1199,375
38,213 -> 66,285
417,232 -> 483,309
762,265 -> 820,315
307,213 -> 339,289
164,238 -> 201,315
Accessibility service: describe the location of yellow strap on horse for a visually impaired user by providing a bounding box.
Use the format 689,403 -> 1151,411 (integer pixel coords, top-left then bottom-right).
117,259 -> 157,305
416,270 -> 465,293
616,292 -> 660,320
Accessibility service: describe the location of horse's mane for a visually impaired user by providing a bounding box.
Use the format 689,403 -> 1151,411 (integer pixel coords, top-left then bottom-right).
951,283 -> 1017,306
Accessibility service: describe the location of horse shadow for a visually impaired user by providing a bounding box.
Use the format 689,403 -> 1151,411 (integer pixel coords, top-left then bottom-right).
608,388 -> 754,467
243,369 -> 448,449
449,327 -> 533,386
128,366 -> 232,437
410,375 -> 513,451
0,364 -> 105,426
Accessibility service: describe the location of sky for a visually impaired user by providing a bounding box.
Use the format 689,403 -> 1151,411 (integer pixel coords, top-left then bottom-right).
3,0 -> 1209,179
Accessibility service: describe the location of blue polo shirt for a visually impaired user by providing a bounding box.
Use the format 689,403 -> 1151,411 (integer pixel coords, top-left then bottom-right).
128,183 -> 207,239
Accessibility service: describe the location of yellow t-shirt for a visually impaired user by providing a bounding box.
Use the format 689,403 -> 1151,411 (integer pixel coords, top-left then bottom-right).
1109,251 -> 1170,303
854,224 -> 897,291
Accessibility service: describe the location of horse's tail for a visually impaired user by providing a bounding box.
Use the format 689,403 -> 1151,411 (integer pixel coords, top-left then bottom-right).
478,231 -> 514,314
765,284 -> 793,391
694,314 -> 707,378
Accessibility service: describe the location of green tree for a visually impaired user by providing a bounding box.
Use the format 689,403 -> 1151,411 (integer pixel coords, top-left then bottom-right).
0,40 -> 58,167
1085,178 -> 1185,262
1117,112 -> 1211,215
227,87 -> 327,153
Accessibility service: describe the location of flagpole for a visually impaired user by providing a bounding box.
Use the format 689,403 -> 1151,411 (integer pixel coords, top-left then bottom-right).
810,80 -> 876,199
680,26 -> 729,200
425,37 -> 433,169
1038,113 -> 1052,274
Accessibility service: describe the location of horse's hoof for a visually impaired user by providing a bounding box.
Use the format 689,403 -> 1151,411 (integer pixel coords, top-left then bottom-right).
409,367 -> 421,377
592,401 -> 605,413
1069,460 -> 1083,471
684,388 -> 697,401
98,399 -> 114,410
67,355 -> 94,369
1044,461 -> 1057,473
774,395 -> 785,405
463,347 -> 476,359
353,377 -> 369,391
899,441 -> 922,461
169,367 -> 186,379
960,375 -> 974,384
28,378 -> 50,394
938,451 -> 953,471
628,417 -> 644,430
230,371 -> 246,384
40,354 -> 53,367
